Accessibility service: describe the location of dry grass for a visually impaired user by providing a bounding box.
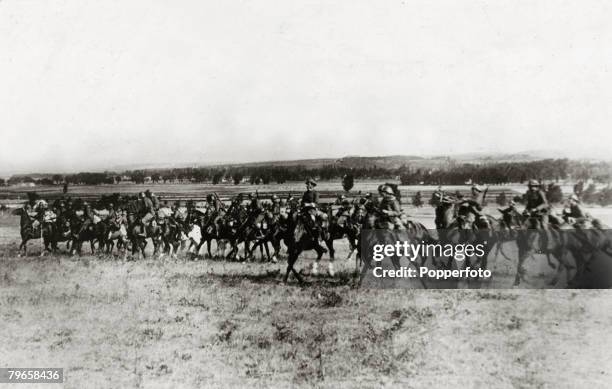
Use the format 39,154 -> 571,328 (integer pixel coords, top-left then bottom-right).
1,252 -> 612,388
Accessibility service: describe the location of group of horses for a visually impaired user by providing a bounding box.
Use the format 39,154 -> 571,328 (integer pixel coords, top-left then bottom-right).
434,197 -> 612,287
12,195 -> 366,282
11,191 -> 612,287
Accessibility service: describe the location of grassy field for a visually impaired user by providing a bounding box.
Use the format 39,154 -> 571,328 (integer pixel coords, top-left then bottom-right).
2,185 -> 612,388
2,253 -> 612,388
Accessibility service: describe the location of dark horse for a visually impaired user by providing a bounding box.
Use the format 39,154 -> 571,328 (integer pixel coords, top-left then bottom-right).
283,211 -> 329,283
323,206 -> 362,262
357,211 -> 433,288
13,208 -> 54,256
127,213 -> 148,259
513,215 -> 612,287
434,200 -> 496,271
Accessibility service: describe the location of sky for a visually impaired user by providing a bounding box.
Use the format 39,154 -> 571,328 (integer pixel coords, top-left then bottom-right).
1,0 -> 612,175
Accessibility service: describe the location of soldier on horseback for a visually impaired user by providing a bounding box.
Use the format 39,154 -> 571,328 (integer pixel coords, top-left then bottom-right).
141,191 -> 155,231
378,185 -> 403,229
335,195 -> 353,219
563,194 -> 589,228
300,178 -> 327,253
456,185 -> 489,229
499,200 -> 520,229
78,202 -> 96,235
523,179 -> 553,250
271,194 -> 281,215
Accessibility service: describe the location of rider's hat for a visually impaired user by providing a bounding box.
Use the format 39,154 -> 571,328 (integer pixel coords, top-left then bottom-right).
383,186 -> 394,195
271,194 -> 280,202
528,179 -> 540,187
305,178 -> 317,186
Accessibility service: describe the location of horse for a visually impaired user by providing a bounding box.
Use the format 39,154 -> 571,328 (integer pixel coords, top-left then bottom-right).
160,220 -> 183,258
248,211 -> 288,262
127,213 -> 148,259
196,211 -> 224,258
69,216 -> 101,256
281,209 -> 330,283
513,214 -> 612,287
218,207 -> 250,260
434,200 -> 495,271
98,219 -> 128,258
146,220 -> 163,257
48,213 -> 73,253
356,210 -> 432,288
12,207 -> 54,256
322,205 -> 362,263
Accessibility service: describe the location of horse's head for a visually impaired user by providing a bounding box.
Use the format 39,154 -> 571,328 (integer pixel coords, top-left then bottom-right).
365,213 -> 377,229
11,207 -> 24,216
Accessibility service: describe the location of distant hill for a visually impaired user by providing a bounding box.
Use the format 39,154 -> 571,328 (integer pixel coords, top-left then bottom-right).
202,152 -> 564,171
6,150 -> 605,179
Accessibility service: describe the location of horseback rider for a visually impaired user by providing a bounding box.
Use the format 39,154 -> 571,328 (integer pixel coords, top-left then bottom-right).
141,191 -> 155,228
240,192 -> 263,235
563,194 -> 589,228
150,192 -> 160,210
498,200 -> 520,230
300,178 -> 327,252
378,185 -> 404,230
248,193 -> 262,214
107,203 -> 117,221
523,179 -> 553,250
78,201 -> 96,235
457,185 -> 489,229
431,186 -> 445,206
270,194 -> 281,215
335,195 -> 352,218
523,180 -> 550,222
434,194 -> 454,230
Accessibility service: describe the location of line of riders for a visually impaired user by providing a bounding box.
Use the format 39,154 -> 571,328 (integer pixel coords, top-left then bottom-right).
16,179 -> 424,274
15,178 -> 609,285
434,179 -> 599,248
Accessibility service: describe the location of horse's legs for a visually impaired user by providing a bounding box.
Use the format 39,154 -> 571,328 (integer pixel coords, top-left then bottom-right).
206,239 -> 213,258
514,243 -> 530,286
263,241 -> 271,262
325,239 -> 335,261
140,240 -> 147,259
283,248 -> 294,283
243,238 -> 252,261
284,249 -> 304,284
346,235 -> 357,261
19,238 -> 28,256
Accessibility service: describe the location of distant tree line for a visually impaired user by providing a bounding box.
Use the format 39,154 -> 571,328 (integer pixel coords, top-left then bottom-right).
5,158 -> 612,188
